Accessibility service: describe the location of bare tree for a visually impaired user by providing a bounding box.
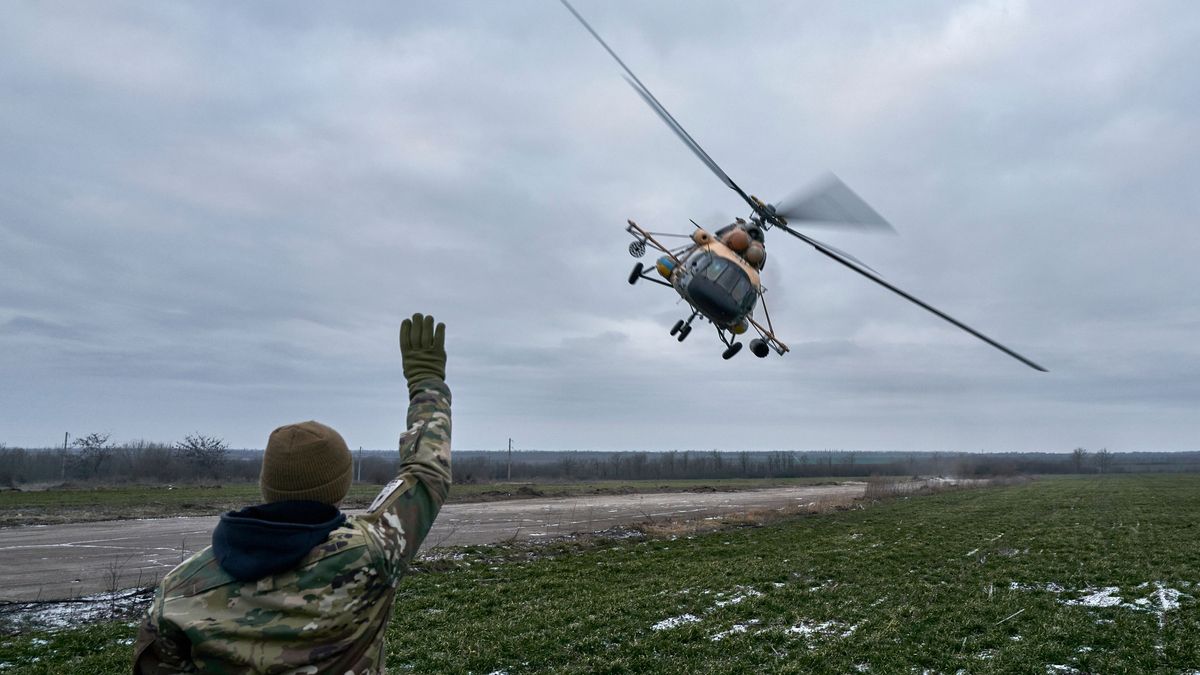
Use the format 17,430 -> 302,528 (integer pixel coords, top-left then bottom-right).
1071,447 -> 1088,473
174,433 -> 229,479
1095,448 -> 1113,474
72,432 -> 114,479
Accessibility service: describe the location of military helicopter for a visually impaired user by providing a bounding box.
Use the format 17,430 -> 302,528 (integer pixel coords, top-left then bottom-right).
562,0 -> 1046,371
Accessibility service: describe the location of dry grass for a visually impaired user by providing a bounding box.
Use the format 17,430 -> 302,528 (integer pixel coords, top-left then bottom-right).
635,477 -> 1028,538
862,475 -> 1031,500
635,492 -> 864,538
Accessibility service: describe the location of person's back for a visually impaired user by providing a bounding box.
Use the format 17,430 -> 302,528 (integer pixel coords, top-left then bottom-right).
134,313 -> 450,674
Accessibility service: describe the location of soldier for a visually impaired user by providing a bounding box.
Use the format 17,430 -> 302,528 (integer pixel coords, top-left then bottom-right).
134,313 -> 451,674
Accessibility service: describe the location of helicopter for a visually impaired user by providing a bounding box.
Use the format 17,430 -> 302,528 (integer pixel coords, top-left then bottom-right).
562,0 -> 1046,371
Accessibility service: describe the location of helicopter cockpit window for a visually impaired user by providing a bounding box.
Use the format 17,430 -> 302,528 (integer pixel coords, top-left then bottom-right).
732,276 -> 753,305
705,257 -> 728,282
716,264 -> 742,292
690,252 -> 711,273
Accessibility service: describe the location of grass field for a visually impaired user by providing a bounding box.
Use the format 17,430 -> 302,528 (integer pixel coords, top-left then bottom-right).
3,475 -> 1198,673
0,477 -> 846,526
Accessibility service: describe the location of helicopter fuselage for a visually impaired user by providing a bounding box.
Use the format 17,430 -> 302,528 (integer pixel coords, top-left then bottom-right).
670,236 -> 760,333
626,219 -> 788,358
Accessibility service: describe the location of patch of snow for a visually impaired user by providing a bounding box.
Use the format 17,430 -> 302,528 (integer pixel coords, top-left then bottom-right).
965,548 -> 979,557
30,638 -> 49,646
651,614 -> 702,631
786,620 -> 857,640
710,619 -> 761,641
1009,582 -> 1064,593
853,664 -> 870,673
714,588 -> 763,608
1064,586 -> 1123,608
1020,581 -> 1195,628
0,588 -> 154,632
419,551 -> 469,562
1045,666 -> 1082,674
977,649 -> 996,660
1145,584 -> 1183,612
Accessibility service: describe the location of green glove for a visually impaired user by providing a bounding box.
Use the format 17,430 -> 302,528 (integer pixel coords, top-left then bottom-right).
399,312 -> 447,398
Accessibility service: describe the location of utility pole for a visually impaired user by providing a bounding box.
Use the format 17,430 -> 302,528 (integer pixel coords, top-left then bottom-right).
61,432 -> 69,482
507,438 -> 513,481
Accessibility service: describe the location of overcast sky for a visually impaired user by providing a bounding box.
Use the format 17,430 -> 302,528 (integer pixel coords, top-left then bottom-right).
2,1 -> 1197,453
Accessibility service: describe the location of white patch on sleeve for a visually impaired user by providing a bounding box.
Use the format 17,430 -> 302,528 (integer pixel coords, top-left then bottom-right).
368,477 -> 406,513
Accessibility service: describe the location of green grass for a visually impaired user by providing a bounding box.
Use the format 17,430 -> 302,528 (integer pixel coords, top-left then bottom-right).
0,477 -> 846,526
4,475 -> 1197,673
0,623 -> 136,674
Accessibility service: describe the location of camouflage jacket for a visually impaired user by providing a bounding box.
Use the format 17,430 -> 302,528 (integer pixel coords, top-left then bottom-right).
133,379 -> 452,674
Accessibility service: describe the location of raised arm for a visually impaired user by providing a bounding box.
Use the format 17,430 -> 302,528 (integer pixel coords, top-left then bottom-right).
360,313 -> 452,576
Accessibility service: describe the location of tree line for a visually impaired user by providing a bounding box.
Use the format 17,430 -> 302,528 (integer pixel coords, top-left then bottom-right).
0,433 -> 244,486
3,435 -> 1197,487
450,447 -> 1156,483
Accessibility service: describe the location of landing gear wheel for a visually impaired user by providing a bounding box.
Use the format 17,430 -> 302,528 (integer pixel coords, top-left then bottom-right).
670,319 -> 685,336
722,342 -> 743,360
749,339 -> 770,358
628,263 -> 644,285
677,325 -> 692,342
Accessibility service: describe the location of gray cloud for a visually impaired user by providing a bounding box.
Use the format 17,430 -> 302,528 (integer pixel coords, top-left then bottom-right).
1,1 -> 1197,452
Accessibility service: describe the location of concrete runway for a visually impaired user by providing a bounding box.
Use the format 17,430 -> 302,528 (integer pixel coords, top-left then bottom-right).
0,483 -> 862,602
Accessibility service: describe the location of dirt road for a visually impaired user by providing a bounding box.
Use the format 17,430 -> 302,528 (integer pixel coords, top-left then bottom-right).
0,483 -> 862,602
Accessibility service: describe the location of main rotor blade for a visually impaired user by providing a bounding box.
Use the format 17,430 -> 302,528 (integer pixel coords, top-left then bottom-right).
774,173 -> 895,232
778,224 -> 1047,372
621,77 -> 751,202
560,0 -> 760,214
802,234 -> 882,275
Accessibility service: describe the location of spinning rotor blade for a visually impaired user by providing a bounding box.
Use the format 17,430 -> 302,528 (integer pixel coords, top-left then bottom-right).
621,77 -> 750,201
803,234 -> 881,275
777,224 -> 1047,372
773,173 -> 895,232
560,0 -> 761,215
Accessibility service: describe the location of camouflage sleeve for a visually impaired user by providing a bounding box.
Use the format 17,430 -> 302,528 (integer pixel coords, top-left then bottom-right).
132,586 -> 195,674
359,377 -> 451,579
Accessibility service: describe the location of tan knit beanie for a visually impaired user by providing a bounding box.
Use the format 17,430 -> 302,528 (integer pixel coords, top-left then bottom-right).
260,421 -> 352,505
